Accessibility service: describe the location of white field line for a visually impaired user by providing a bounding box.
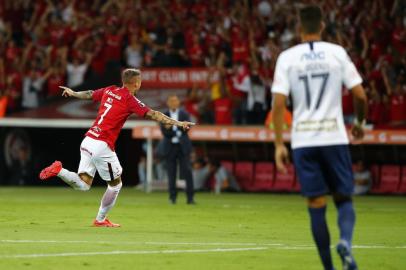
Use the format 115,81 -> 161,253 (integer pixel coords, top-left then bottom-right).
0,240 -> 282,246
0,247 -> 268,259
1,245 -> 406,259
1,240 -> 405,250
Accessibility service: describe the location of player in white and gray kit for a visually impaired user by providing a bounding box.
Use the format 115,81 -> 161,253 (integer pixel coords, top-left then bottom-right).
272,5 -> 367,270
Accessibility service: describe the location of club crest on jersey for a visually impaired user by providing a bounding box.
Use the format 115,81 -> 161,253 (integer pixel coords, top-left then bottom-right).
301,51 -> 325,61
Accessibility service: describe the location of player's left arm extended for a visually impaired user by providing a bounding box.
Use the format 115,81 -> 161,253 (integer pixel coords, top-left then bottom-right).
60,86 -> 93,100
145,110 -> 195,131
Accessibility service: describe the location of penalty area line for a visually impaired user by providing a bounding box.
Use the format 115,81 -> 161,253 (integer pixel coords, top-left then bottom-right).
0,247 -> 268,259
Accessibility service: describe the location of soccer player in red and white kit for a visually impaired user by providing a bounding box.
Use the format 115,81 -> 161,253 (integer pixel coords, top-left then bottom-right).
39,69 -> 194,227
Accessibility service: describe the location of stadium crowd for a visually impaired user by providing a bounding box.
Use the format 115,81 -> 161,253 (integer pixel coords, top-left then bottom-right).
0,0 -> 405,127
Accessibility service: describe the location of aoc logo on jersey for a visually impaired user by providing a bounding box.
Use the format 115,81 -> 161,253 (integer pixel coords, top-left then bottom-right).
301,51 -> 325,61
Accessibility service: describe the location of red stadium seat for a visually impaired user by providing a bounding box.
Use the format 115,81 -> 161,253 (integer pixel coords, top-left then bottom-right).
272,164 -> 295,192
398,166 -> 406,193
234,162 -> 254,191
221,161 -> 234,174
253,162 -> 274,191
372,165 -> 400,194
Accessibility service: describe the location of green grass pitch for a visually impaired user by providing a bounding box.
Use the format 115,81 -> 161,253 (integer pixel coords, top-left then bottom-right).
0,187 -> 405,270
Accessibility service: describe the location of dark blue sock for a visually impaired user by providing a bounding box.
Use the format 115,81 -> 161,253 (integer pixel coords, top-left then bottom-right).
308,206 -> 334,270
336,200 -> 356,247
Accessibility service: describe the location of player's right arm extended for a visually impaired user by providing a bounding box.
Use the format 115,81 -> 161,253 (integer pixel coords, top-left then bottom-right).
352,84 -> 368,123
272,93 -> 289,173
59,86 -> 93,100
351,84 -> 368,139
145,110 -> 195,131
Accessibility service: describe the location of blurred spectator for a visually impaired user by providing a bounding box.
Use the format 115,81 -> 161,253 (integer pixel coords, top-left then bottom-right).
138,156 -> 147,186
187,34 -> 204,66
183,86 -> 200,124
0,89 -> 7,117
257,0 -> 272,17
353,160 -> 372,195
367,84 -> 386,126
231,62 -> 250,124
192,157 -> 210,191
213,92 -> 233,125
212,68 -> 233,125
47,65 -> 66,97
383,64 -> 406,126
191,157 -> 240,194
66,53 -> 92,89
125,35 -> 143,68
0,0 -> 404,128
22,69 -> 51,109
5,75 -> 21,113
209,160 -> 240,194
246,68 -> 268,124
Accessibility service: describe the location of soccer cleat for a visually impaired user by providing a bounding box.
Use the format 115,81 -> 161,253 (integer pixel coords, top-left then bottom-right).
39,161 -> 62,180
93,218 -> 121,227
336,240 -> 358,270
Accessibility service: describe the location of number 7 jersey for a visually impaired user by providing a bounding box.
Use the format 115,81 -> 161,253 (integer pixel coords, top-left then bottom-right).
86,86 -> 150,151
271,41 -> 362,149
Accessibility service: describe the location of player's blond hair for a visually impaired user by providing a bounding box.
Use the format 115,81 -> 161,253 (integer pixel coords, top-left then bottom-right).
122,68 -> 141,83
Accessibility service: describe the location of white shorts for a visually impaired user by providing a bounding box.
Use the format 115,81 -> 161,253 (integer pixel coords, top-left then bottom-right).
78,136 -> 123,181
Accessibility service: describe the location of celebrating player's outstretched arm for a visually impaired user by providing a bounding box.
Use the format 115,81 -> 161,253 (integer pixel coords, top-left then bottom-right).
60,86 -> 93,100
145,110 -> 195,131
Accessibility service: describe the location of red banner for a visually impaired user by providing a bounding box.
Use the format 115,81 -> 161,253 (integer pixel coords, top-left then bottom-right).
141,68 -> 217,89
132,125 -> 406,145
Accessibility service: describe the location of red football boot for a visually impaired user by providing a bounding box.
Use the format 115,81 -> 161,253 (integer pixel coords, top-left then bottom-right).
39,161 -> 62,180
93,219 -> 121,228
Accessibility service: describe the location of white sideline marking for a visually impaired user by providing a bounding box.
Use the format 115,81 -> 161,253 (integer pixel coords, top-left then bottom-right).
146,242 -> 284,246
0,240 -> 283,246
0,247 -> 268,259
1,240 -> 406,250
